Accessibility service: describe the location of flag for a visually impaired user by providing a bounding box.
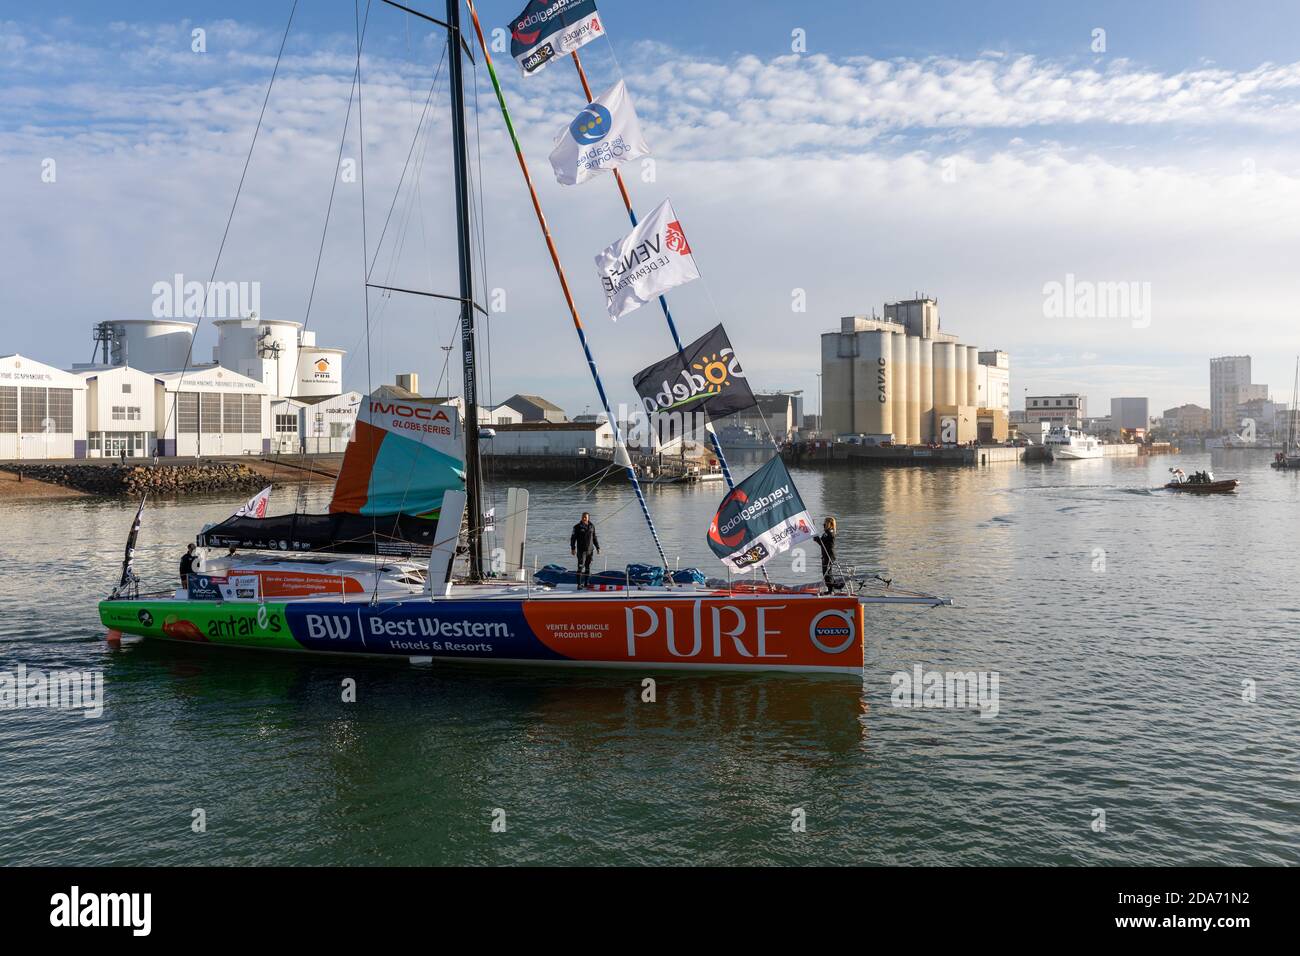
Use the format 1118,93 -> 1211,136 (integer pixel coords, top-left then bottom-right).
233,485 -> 272,519
707,457 -> 814,572
633,323 -> 757,423
115,496 -> 147,593
595,198 -> 700,321
549,80 -> 649,186
508,0 -> 603,77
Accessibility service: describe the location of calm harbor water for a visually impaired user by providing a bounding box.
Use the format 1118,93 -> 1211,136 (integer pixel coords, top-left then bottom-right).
1,450 -> 1297,865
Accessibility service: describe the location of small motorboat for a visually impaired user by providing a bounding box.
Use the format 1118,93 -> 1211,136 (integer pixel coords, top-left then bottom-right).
1164,468 -> 1239,494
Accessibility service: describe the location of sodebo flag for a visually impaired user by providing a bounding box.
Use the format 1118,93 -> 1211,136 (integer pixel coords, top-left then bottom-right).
549,80 -> 649,186
595,198 -> 700,321
708,457 -> 815,573
509,0 -> 603,77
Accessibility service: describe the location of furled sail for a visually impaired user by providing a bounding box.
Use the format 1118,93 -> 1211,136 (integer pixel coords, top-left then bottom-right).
329,396 -> 465,519
199,397 -> 466,557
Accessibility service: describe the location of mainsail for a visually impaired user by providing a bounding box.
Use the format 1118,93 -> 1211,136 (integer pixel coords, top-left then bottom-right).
199,396 -> 465,557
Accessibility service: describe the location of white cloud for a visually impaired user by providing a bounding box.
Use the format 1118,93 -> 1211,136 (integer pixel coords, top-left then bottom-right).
3,19 -> 1300,416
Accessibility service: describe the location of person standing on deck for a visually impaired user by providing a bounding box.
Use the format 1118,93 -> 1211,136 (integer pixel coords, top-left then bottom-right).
813,517 -> 837,593
570,512 -> 600,590
179,543 -> 197,587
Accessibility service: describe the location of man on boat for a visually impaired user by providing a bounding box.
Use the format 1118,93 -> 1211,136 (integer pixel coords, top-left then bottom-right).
179,543 -> 197,587
570,512 -> 600,590
813,517 -> 837,593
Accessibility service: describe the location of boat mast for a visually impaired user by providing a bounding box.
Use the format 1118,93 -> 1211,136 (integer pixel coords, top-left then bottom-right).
446,0 -> 483,580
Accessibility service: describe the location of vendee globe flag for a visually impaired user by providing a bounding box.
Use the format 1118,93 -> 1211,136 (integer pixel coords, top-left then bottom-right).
508,0 -> 603,77
633,323 -> 757,420
595,198 -> 700,321
707,457 -> 815,573
549,80 -> 649,186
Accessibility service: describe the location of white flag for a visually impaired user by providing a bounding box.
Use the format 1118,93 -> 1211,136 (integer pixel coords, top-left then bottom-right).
595,198 -> 700,321
549,80 -> 650,186
233,485 -> 272,519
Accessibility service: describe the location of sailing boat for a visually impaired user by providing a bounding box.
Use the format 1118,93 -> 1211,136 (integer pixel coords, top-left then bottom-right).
1272,356 -> 1300,469
98,0 -> 951,675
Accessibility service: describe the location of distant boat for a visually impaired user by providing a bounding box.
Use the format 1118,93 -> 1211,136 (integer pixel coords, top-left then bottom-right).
1044,425 -> 1102,460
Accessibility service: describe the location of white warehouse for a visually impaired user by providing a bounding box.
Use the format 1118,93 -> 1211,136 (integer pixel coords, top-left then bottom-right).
0,355 -> 87,459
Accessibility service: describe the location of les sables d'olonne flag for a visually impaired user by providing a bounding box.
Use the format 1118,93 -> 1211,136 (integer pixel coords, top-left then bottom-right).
595,198 -> 700,321
707,457 -> 815,573
549,80 -> 649,186
509,0 -> 603,77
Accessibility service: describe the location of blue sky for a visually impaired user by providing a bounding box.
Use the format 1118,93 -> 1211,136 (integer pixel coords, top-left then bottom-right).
4,1 -> 1300,417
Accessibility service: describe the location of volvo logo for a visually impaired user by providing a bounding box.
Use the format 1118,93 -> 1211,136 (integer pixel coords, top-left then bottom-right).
809,609 -> 856,654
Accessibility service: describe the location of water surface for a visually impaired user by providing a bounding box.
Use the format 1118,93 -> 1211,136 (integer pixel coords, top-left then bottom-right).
1,450 -> 1296,865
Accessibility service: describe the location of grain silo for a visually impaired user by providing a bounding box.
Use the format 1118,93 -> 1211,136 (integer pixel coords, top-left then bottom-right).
101,319 -> 196,371
934,341 -> 957,408
955,344 -> 969,406
859,329 -> 893,435
966,346 -> 980,409
905,335 -> 921,445
918,335 -> 934,442
890,332 -> 908,440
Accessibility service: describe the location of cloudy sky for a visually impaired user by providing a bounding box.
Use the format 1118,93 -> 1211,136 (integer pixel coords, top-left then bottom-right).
4,0 -> 1300,418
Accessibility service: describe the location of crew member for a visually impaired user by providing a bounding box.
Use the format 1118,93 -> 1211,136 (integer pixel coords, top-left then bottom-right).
179,543 -> 197,587
813,517 -> 837,593
570,512 -> 600,590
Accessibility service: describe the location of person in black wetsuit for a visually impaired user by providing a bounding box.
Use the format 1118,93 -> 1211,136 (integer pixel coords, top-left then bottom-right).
179,543 -> 197,587
570,512 -> 600,590
813,517 -> 837,593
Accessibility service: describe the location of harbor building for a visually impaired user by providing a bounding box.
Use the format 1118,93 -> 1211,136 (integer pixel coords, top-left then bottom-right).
1210,355 -> 1266,432
483,420 -> 615,455
269,391 -> 363,455
1110,397 -> 1150,433
498,394 -> 567,423
154,367 -> 269,457
821,298 -> 1009,444
0,354 -> 87,459
1025,394 -> 1086,429
76,365 -> 162,459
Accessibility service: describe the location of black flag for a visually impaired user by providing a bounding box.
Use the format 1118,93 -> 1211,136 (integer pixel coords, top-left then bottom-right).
633,324 -> 757,423
114,496 -> 147,596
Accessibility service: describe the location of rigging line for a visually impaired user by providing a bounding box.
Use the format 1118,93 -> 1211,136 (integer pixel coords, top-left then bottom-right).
463,0 -> 672,573
470,56 -> 495,414
294,1 -> 373,506
157,0 -> 298,453
402,18 -> 438,325
366,43 -> 447,281
354,0 -> 381,587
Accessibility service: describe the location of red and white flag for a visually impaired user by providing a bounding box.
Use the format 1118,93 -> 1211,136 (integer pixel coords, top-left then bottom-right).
594,199 -> 700,321
233,485 -> 272,519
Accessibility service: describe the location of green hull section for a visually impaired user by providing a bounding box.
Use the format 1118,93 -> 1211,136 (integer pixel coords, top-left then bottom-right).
100,600 -> 301,650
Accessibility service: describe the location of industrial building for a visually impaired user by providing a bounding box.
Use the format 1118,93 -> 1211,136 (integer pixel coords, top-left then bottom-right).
821,298 -> 1010,444
0,355 -> 87,459
269,391 -> 363,455
482,420 -> 615,456
1110,397 -> 1150,433
77,364 -> 162,459
1025,394 -> 1086,429
0,317 -> 351,459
